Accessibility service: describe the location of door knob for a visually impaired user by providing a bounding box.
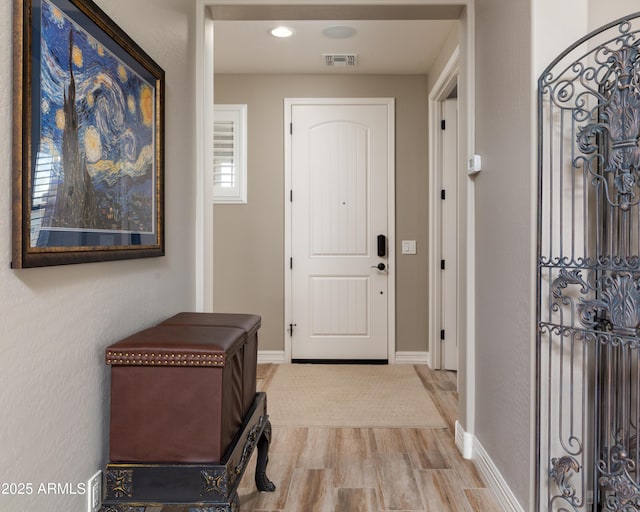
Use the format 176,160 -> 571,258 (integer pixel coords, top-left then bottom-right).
371,263 -> 386,271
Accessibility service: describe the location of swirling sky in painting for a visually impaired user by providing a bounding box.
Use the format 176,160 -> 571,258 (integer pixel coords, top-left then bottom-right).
37,0 -> 155,235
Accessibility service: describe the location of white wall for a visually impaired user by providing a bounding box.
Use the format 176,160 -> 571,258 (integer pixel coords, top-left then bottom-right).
0,0 -> 197,509
533,0 -> 588,76
589,0 -> 640,30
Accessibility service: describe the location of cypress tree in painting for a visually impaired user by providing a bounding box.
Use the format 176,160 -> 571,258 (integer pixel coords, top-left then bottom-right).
54,29 -> 98,229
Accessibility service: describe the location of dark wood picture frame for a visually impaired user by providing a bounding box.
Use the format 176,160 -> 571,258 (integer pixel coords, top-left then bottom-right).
12,0 -> 164,268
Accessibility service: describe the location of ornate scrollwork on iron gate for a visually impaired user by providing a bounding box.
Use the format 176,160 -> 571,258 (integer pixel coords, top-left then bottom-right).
538,12 -> 640,512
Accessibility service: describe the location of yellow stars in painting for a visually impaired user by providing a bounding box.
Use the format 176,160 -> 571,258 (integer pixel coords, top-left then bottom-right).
55,109 -> 65,130
118,64 -> 128,82
83,126 -> 103,163
128,95 -> 137,115
72,45 -> 83,68
51,6 -> 64,27
140,85 -> 153,127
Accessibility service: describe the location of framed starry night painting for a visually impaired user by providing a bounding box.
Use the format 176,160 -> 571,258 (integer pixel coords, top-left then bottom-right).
12,0 -> 164,268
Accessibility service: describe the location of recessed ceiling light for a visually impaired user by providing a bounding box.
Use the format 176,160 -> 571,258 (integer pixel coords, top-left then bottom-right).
322,25 -> 357,39
270,26 -> 295,38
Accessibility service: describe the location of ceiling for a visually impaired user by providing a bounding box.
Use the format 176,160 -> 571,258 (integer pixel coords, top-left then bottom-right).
213,19 -> 458,75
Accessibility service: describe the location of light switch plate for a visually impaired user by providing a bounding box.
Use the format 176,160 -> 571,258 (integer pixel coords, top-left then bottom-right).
402,240 -> 416,255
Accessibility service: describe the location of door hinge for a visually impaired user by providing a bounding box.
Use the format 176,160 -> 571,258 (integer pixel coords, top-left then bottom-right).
289,323 -> 297,336
290,122 -> 293,135
290,189 -> 293,202
441,119 -> 446,130
441,189 -> 446,200
440,259 -> 446,270
440,329 -> 446,341
290,257 -> 293,269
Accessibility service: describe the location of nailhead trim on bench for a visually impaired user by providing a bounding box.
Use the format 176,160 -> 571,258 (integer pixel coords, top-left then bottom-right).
106,351 -> 226,367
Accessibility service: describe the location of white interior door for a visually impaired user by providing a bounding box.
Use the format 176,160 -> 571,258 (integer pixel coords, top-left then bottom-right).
441,98 -> 458,371
288,99 -> 393,361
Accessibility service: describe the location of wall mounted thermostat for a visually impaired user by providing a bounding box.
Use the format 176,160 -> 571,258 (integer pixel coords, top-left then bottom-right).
468,154 -> 482,175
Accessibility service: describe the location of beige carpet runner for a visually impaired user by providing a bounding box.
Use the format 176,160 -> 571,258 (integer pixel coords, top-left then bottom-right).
265,364 -> 447,428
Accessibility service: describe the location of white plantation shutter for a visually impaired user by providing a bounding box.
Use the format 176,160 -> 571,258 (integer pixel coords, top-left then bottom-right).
213,105 -> 247,203
214,120 -> 235,187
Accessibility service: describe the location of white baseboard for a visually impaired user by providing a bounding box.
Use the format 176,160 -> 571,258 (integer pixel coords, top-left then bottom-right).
455,421 -> 524,512
454,420 -> 474,459
473,437 -> 525,512
394,351 -> 430,365
257,350 -> 286,364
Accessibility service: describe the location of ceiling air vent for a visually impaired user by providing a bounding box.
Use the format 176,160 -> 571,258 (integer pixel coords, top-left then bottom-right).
323,53 -> 358,68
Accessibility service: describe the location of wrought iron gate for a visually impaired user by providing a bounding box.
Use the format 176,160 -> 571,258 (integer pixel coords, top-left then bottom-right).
537,12 -> 640,512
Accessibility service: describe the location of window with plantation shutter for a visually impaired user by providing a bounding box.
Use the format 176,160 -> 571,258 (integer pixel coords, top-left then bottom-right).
213,104 -> 247,203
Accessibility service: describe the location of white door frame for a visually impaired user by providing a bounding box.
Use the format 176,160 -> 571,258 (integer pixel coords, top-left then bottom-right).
284,98 -> 396,363
195,1 -> 215,312
429,47 -> 459,370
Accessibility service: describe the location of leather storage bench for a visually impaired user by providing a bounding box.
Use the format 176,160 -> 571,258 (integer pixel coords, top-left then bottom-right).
106,314 -> 260,464
159,312 -> 259,419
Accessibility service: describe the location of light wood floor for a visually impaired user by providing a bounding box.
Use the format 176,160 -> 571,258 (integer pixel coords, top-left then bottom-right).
154,364 -> 502,512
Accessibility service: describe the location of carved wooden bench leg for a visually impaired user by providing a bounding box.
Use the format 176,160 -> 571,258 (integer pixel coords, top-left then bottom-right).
255,419 -> 276,492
